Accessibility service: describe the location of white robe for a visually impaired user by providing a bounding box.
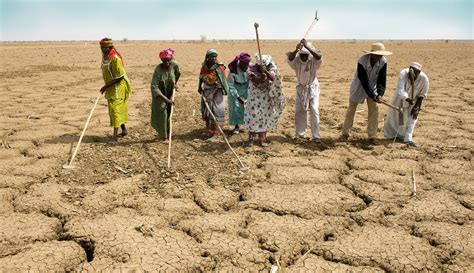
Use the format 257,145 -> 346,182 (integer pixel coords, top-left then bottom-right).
384,68 -> 429,141
287,51 -> 323,138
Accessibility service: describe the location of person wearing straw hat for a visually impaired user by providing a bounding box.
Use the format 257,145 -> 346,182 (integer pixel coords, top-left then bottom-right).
287,38 -> 323,142
340,42 -> 392,145
384,62 -> 429,147
151,48 -> 181,144
99,38 -> 132,142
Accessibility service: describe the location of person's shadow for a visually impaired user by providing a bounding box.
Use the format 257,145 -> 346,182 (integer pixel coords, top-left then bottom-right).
177,127 -> 251,153
45,134 -> 109,144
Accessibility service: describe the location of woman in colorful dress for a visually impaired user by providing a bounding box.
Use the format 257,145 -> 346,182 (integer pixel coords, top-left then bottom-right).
198,49 -> 229,139
151,48 -> 180,144
245,54 -> 285,146
99,38 -> 132,142
227,52 -> 251,135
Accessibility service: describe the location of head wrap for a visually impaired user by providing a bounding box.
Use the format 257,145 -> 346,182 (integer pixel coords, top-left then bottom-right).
99,38 -> 123,65
99,37 -> 114,48
255,54 -> 274,67
229,52 -> 251,74
159,48 -> 175,59
238,52 -> 251,63
250,54 -> 278,75
206,49 -> 218,56
202,49 -> 219,67
410,62 -> 422,71
299,42 -> 315,55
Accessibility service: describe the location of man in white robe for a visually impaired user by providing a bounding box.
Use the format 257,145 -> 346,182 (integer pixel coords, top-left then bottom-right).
287,39 -> 323,141
384,62 -> 429,147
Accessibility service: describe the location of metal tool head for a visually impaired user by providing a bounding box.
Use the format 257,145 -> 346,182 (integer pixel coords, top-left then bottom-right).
254,22 -> 259,28
239,166 -> 249,172
315,10 -> 319,21
62,164 -> 75,170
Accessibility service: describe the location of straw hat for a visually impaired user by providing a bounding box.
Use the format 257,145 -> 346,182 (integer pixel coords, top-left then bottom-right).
363,42 -> 392,56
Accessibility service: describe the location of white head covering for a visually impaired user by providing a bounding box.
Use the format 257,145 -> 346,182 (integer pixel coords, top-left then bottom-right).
255,54 -> 276,68
299,42 -> 315,54
410,62 -> 422,70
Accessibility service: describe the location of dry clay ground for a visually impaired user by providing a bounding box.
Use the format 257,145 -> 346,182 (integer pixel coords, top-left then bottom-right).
0,40 -> 473,271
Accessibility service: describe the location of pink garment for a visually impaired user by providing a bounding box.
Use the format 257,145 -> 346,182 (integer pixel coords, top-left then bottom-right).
229,52 -> 251,74
159,48 -> 175,59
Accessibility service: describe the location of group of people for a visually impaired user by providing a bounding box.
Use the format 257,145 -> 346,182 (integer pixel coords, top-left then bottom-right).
340,42 -> 429,147
197,49 -> 286,146
98,38 -> 429,148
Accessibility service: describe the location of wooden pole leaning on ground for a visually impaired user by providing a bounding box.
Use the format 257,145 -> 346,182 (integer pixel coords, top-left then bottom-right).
303,10 -> 319,39
201,95 -> 248,171
63,93 -> 101,169
167,87 -> 177,168
254,23 -> 263,64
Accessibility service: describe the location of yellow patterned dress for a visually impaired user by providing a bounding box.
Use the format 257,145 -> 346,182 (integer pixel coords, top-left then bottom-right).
101,55 -> 132,127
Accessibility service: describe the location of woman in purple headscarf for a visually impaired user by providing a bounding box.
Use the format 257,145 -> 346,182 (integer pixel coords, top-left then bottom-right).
227,52 -> 251,134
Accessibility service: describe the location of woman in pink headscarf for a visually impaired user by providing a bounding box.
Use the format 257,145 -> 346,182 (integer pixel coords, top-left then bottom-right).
150,48 -> 180,143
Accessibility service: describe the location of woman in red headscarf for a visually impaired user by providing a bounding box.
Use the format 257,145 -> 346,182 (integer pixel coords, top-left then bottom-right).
151,48 -> 180,143
99,38 -> 132,142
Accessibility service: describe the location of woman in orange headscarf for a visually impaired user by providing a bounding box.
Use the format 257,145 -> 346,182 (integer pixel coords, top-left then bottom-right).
99,38 -> 132,142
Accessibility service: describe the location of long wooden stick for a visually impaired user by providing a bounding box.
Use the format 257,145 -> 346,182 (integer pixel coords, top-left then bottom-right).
201,95 -> 247,170
66,93 -> 101,167
254,23 -> 262,64
381,100 -> 402,112
303,10 -> 319,39
167,88 -> 176,168
409,68 -> 415,101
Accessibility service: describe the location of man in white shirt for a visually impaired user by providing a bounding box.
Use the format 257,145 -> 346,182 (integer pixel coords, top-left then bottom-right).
287,39 -> 323,142
340,42 -> 392,145
384,62 -> 429,147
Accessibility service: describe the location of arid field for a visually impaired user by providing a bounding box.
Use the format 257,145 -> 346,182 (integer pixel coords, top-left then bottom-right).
0,40 -> 473,271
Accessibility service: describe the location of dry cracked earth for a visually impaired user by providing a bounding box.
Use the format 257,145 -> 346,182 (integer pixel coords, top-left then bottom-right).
0,41 -> 473,271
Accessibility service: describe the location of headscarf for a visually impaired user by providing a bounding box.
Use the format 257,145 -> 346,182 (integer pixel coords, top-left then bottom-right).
159,48 -> 175,59
229,52 -> 251,74
99,38 -> 124,65
251,54 -> 277,73
255,54 -> 276,68
206,49 -> 218,56
298,42 -> 315,57
99,38 -> 114,48
201,49 -> 218,67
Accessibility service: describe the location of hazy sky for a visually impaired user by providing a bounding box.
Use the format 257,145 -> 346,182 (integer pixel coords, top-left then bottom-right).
1,0 -> 472,41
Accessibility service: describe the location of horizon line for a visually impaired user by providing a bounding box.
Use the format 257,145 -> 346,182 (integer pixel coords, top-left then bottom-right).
1,38 -> 473,43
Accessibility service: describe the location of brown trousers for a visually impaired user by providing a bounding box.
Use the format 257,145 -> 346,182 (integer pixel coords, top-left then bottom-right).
342,99 -> 379,139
